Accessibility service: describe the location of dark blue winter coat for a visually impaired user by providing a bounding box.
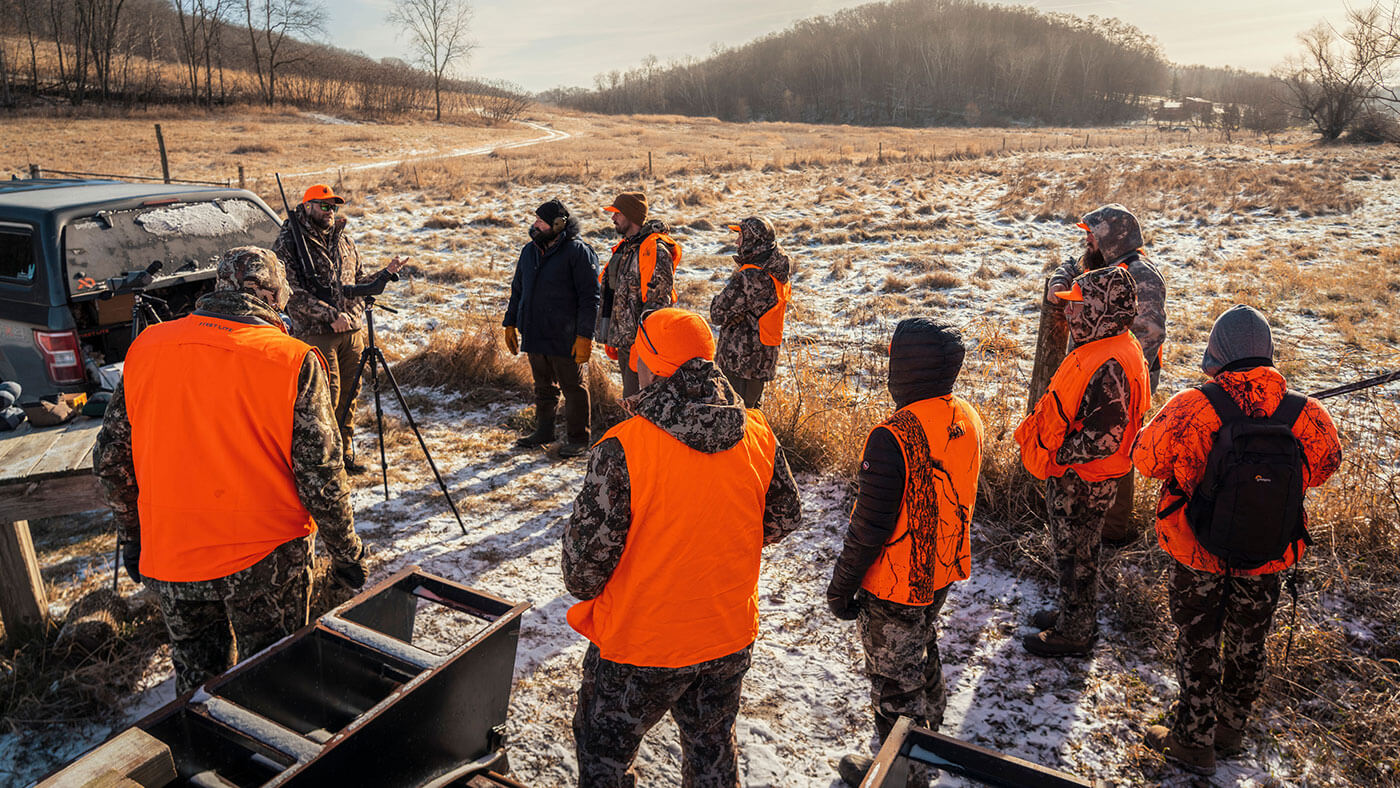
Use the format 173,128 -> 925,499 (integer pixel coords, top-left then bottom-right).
503,218 -> 600,358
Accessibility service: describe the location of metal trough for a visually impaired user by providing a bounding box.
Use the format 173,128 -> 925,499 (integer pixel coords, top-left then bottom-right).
860,716 -> 1102,788
42,567 -> 530,787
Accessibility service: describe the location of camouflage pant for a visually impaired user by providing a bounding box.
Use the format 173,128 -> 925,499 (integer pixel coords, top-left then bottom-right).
573,642 -> 751,788
1168,562 -> 1282,749
150,535 -> 312,696
1100,471 -> 1136,543
719,366 -> 766,410
856,586 -> 952,742
303,329 -> 367,444
1046,470 -> 1116,640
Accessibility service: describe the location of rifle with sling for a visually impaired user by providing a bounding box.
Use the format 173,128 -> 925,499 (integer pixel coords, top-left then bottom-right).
275,174 -> 341,309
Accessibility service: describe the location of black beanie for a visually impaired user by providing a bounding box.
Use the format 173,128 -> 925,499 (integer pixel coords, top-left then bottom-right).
888,318 -> 965,409
536,199 -> 569,226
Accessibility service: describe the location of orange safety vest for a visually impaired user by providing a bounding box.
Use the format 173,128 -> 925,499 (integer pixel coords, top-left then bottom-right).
860,396 -> 984,605
1015,331 -> 1149,482
604,233 -> 682,303
124,314 -> 319,582
567,409 -> 778,668
738,264 -> 791,347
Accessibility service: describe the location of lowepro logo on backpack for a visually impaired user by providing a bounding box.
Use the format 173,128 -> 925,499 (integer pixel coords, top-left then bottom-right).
1178,382 -> 1311,570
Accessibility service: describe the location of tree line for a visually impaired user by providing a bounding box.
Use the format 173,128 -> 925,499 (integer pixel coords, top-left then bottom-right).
0,0 -> 527,122
546,0 -> 1176,126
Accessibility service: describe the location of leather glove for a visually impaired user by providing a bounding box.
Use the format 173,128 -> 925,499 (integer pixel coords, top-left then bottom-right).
604,345 -> 618,360
503,326 -> 519,355
573,336 -> 592,364
331,545 -> 368,590
826,584 -> 860,621
123,544 -> 143,584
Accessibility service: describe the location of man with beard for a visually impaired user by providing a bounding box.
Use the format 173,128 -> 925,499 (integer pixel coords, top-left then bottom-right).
94,246 -> 366,695
564,308 -> 802,788
503,199 -> 601,457
710,217 -> 792,408
597,191 -> 681,398
273,184 -> 406,473
1046,204 -> 1167,546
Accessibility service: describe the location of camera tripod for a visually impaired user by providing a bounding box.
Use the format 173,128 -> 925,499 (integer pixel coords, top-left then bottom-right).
347,297 -> 466,534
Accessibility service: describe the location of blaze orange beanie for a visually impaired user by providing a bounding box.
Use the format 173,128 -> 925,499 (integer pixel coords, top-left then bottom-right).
628,308 -> 715,376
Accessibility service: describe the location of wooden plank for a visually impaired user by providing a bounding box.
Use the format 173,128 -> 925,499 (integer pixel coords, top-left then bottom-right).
1027,278 -> 1069,414
0,473 -> 106,523
0,425 -> 68,483
35,727 -> 176,788
0,519 -> 49,641
0,420 -> 37,467
29,420 -> 102,478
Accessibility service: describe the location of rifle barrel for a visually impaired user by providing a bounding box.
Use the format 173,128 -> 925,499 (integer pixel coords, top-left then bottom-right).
1310,369 -> 1400,400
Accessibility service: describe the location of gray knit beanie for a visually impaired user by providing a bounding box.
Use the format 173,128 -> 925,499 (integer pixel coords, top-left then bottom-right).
1202,304 -> 1273,376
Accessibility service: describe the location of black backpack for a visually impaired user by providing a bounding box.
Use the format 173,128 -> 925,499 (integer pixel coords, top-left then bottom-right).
1176,382 -> 1311,571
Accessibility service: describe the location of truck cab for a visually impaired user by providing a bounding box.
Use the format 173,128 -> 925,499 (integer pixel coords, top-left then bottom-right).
0,178 -> 283,403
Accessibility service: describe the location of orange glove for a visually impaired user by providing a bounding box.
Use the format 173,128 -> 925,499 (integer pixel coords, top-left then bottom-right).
573,336 -> 592,364
503,326 -> 519,355
605,345 -> 618,360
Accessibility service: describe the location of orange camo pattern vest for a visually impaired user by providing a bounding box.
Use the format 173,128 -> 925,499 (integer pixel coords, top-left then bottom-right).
738,264 -> 792,347
567,410 -> 777,668
860,396 -> 984,605
1015,331 -> 1149,482
124,314 -> 318,582
605,233 -> 682,302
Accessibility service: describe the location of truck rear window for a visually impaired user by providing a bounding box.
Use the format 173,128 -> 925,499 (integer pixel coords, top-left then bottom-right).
0,226 -> 36,283
64,198 -> 280,293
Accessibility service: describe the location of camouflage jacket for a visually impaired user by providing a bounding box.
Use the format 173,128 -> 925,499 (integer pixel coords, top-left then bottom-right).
93,291 -> 361,571
710,243 -> 791,381
1057,267 -> 1140,467
1049,251 -> 1166,386
273,205 -> 392,337
601,219 -> 676,349
562,359 -> 803,599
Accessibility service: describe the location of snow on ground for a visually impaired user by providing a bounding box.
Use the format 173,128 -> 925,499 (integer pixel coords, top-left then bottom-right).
6,139 -> 1394,787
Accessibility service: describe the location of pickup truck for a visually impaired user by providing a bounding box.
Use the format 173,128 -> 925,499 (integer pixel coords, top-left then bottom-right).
0,178 -> 283,403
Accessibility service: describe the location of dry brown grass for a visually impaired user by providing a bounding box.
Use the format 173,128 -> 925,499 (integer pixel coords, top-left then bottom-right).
388,315 -> 531,397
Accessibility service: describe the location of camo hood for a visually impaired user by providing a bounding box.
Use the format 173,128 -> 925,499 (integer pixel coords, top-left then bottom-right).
1080,204 -> 1143,263
1065,265 -> 1137,346
626,358 -> 748,453
216,246 -> 291,310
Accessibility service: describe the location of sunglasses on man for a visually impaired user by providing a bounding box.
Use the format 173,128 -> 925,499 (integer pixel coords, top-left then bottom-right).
312,201 -> 340,212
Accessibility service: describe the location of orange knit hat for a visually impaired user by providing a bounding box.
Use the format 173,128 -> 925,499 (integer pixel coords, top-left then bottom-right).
628,308 -> 716,376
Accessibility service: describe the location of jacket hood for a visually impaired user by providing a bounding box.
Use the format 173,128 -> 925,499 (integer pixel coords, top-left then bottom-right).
194,290 -> 286,328
1212,365 -> 1289,419
633,218 -> 669,239
1065,265 -> 1136,345
627,359 -> 748,453
1080,204 -> 1142,263
887,318 -> 965,409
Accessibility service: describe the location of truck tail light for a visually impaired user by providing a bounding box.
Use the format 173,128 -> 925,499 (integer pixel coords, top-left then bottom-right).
34,329 -> 86,385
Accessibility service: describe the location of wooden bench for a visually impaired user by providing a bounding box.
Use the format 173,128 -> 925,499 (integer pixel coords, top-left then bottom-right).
0,417 -> 104,641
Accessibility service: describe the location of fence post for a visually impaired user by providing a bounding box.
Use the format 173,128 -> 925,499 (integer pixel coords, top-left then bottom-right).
878,142 -> 883,163
154,124 -> 171,183
647,151 -> 653,177
28,163 -> 40,179
0,520 -> 50,642
238,164 -> 245,190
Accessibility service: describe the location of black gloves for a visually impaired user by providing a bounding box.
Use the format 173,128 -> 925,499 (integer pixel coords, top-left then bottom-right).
331,545 -> 368,590
826,584 -> 859,620
122,544 -> 143,584
827,540 -> 883,621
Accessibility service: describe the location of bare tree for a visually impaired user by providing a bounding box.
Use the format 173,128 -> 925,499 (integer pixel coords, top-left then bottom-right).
387,0 -> 473,121
1277,8 -> 1400,140
243,0 -> 324,106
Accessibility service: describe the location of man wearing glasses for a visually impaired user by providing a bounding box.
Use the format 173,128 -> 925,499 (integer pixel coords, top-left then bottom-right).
273,184 -> 405,474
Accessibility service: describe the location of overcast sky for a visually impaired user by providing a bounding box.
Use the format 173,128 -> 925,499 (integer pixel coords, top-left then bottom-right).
326,0 -> 1355,93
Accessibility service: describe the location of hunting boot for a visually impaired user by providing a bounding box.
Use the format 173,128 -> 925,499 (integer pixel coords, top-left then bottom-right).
515,401 -> 556,448
1214,723 -> 1245,757
1022,628 -> 1097,658
1145,724 -> 1217,776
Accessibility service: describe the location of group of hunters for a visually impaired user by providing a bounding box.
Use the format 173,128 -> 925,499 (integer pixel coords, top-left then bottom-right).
90,181 -> 1342,786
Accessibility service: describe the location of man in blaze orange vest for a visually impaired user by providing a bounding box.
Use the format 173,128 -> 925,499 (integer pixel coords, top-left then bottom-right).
597,191 -> 681,398
94,246 -> 366,695
1015,265 -> 1149,657
563,307 -> 802,788
710,216 -> 792,408
825,319 -> 983,788
1134,305 -> 1340,775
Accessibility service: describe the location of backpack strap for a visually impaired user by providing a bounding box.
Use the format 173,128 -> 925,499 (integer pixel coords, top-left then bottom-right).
1271,391 -> 1308,428
1198,381 -> 1244,424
